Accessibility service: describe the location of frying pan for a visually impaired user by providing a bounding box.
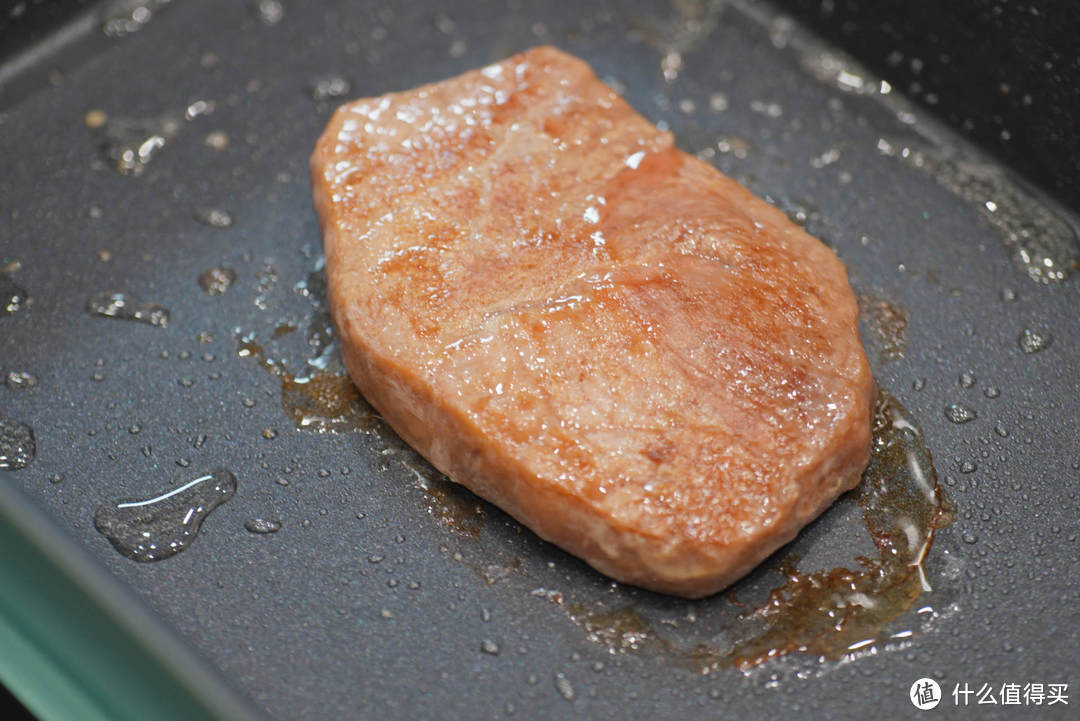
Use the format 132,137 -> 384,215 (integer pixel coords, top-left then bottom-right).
1,1 -> 1077,719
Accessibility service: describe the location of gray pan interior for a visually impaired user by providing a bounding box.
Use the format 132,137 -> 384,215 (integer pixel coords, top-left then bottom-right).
1,1 -> 1078,719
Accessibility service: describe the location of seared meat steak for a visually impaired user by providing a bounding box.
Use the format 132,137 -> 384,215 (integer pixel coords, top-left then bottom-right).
311,46 -> 872,598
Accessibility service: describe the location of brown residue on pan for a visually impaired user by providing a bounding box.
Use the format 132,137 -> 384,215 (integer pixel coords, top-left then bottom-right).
236,332 -> 378,433
718,389 -> 954,669
545,389 -> 954,670
566,603 -> 666,653
858,292 -> 909,362
280,371 -> 377,433
236,324 -> 486,534
403,462 -> 486,537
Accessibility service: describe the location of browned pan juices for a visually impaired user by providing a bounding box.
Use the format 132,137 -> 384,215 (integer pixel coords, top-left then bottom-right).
279,372 -> 375,433
720,389 -> 954,669
555,389 -> 953,670
565,604 -> 663,653
236,332 -> 378,434
402,461 -> 487,537
857,293 -> 909,363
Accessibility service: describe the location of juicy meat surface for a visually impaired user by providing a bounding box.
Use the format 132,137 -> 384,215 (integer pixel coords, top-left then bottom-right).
311,46 -> 873,598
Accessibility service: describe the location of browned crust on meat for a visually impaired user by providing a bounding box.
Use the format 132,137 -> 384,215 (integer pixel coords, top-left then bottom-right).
311,46 -> 872,598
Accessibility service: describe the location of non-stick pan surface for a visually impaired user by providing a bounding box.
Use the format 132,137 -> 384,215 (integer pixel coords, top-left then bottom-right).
1,1 -> 1077,719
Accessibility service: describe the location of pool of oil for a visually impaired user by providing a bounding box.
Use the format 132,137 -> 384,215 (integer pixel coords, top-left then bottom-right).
0,418 -> 36,471
93,469 -> 237,562
87,291 -> 170,328
0,274 -> 29,315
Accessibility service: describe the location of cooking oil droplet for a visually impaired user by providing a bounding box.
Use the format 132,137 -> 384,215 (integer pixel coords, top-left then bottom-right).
944,404 -> 977,424
193,207 -> 233,229
204,130 -> 229,150
101,0 -> 170,38
1018,328 -> 1053,354
554,673 -> 575,702
811,147 -> 842,168
715,135 -> 751,159
87,292 -> 169,327
184,100 -> 215,121
958,372 -> 976,389
983,386 -> 1001,399
480,639 -> 500,655
244,517 -> 282,534
92,113 -> 181,175
1,275 -> 28,314
198,266 -> 237,295
251,0 -> 283,25
778,196 -> 822,229
310,76 -> 350,102
709,93 -> 729,112
0,419 -> 35,470
749,99 -> 783,118
93,469 -> 236,561
5,371 -> 39,389
84,109 -> 107,128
